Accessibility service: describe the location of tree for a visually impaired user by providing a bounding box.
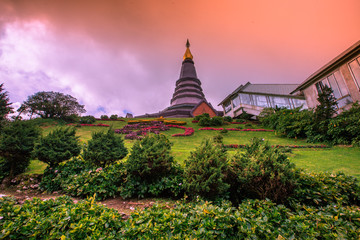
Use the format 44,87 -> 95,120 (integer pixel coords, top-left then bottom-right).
0,121 -> 40,180
33,127 -> 81,167
0,83 -> 13,126
83,129 -> 128,167
18,91 -> 86,119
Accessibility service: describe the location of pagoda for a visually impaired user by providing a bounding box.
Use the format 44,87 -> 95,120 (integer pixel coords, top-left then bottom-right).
136,40 -> 218,118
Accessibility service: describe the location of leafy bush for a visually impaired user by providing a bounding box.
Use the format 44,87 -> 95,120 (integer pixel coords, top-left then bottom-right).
237,109 -> 252,120
194,113 -> 210,121
184,139 -> 229,200
83,129 -> 128,167
40,158 -> 90,192
198,115 -> 224,127
289,171 -> 360,207
100,115 -> 108,120
223,116 -> 232,122
0,196 -> 124,239
110,114 -> 118,120
327,102 -> 360,145
0,120 -> 40,179
211,116 -> 224,126
33,127 -> 81,167
79,115 -> 96,124
63,162 -> 126,200
228,138 -> 298,203
1,196 -> 359,239
124,134 -> 183,198
198,115 -> 211,126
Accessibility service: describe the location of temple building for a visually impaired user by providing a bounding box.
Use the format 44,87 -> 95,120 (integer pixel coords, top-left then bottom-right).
137,40 -> 218,118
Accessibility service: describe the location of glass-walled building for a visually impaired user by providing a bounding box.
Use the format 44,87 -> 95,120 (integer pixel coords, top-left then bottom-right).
291,40 -> 360,112
219,82 -> 307,117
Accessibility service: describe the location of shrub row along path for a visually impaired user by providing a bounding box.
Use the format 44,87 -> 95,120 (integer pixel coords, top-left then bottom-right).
0,189 -> 161,216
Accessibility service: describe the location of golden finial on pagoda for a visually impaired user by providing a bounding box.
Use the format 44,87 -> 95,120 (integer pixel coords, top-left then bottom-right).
183,39 -> 193,60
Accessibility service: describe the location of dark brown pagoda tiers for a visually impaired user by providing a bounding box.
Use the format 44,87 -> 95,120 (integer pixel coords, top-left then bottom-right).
136,40 -> 218,118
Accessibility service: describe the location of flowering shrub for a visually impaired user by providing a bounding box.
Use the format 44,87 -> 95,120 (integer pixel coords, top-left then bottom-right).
167,125 -> 194,137
114,121 -> 170,139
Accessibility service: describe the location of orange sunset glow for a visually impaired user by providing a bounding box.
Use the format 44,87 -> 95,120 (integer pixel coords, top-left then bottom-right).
0,0 -> 359,116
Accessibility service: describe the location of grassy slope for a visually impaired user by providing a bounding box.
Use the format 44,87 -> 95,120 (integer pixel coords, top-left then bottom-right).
26,118 -> 360,178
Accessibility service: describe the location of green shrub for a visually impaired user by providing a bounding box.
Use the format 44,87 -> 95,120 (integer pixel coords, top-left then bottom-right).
223,116 -> 232,123
63,162 -> 126,200
198,115 -> 211,126
184,139 -> 229,200
327,102 -> 360,145
212,134 -> 224,144
211,116 -> 224,126
33,127 -> 81,167
289,171 -> 360,207
194,113 -> 210,121
100,115 -> 108,120
228,138 -> 298,203
79,115 -> 96,124
110,114 -> 118,120
83,129 -> 128,167
0,120 -> 40,179
124,134 -> 183,198
237,109 -> 252,120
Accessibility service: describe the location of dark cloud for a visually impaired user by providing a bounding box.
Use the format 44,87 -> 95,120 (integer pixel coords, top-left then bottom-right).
0,0 -> 359,116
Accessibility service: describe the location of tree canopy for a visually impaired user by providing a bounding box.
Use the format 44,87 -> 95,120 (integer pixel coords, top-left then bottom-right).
18,91 -> 86,119
0,83 -> 13,124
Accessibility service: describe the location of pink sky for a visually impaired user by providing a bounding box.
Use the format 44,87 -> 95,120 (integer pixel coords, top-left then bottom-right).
0,0 -> 359,117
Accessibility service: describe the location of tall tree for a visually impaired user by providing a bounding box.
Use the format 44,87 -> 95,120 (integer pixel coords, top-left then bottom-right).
0,120 -> 40,180
18,91 -> 86,119
0,83 -> 13,125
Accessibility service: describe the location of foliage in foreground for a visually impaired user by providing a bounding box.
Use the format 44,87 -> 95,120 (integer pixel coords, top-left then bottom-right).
33,127 -> 81,167
0,83 -> 13,127
1,196 -> 359,239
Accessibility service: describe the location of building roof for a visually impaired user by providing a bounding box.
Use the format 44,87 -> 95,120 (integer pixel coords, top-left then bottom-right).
218,82 -> 300,106
291,40 -> 360,94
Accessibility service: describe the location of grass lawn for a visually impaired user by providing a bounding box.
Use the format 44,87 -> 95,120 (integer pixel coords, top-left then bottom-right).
26,118 -> 360,179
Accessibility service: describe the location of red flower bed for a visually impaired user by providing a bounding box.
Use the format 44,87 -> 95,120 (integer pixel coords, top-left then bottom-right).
80,123 -> 110,127
223,144 -> 329,149
166,125 -> 194,137
198,127 -> 274,132
192,120 -> 199,123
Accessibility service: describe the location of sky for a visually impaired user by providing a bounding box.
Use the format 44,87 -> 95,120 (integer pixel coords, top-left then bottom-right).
0,0 -> 359,117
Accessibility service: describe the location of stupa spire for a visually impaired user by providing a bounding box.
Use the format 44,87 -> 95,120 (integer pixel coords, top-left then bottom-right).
183,39 -> 193,60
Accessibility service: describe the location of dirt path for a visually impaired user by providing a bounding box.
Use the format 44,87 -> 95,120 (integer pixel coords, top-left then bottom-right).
0,189 -> 171,216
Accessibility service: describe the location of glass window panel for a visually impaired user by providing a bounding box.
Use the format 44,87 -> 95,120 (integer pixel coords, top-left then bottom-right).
224,101 -> 232,113
315,82 -> 323,94
253,95 -> 268,107
292,98 -> 307,109
337,95 -> 353,108
327,74 -> 342,99
321,78 -> 330,88
333,71 -> 349,96
271,97 -> 291,108
239,93 -> 252,105
349,58 -> 360,89
232,95 -> 240,108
